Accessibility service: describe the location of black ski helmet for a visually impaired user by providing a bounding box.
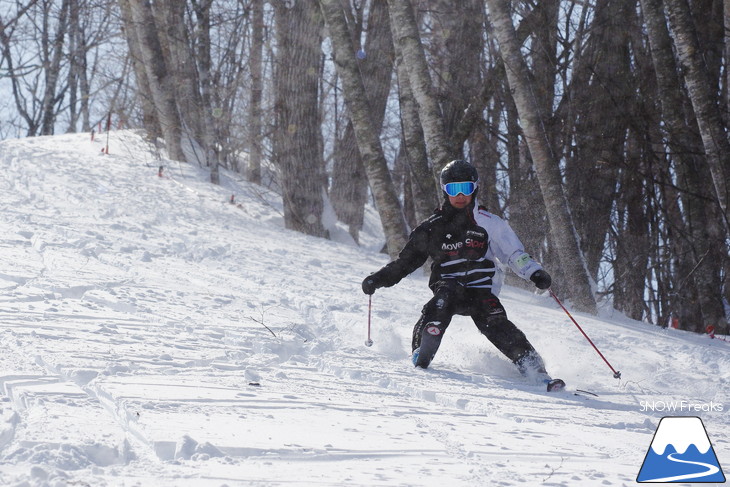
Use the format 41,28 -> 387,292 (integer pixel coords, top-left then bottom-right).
440,159 -> 479,186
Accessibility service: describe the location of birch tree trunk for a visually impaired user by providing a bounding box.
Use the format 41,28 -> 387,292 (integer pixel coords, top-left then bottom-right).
319,0 -> 408,257
330,0 -> 393,243
155,0 -> 204,150
663,0 -> 730,230
40,0 -> 70,135
470,101 -> 501,214
66,0 -> 80,132
639,0 -> 723,331
124,0 -> 185,161
486,0 -> 597,313
156,0 -> 218,178
69,0 -> 92,133
118,0 -> 161,140
393,28 -> 439,223
387,0 -> 452,175
189,0 -> 221,184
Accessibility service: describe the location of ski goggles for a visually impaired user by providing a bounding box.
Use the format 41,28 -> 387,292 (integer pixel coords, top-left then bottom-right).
442,181 -> 477,197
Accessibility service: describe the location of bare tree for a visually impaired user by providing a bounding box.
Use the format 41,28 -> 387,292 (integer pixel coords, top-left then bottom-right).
117,0 -> 160,139
320,0 -> 408,256
66,0 -> 90,132
2,0 -> 728,330
645,0 -> 729,332
393,43 -> 439,224
564,0 -> 632,280
39,0 -> 71,135
486,0 -> 597,313
663,0 -> 730,230
0,0 -> 77,136
387,0 -> 452,175
329,0 -> 396,243
120,0 -> 184,161
0,1 -> 42,135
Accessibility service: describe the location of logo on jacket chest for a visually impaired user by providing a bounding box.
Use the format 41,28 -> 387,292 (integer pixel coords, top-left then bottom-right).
441,241 -> 463,251
440,229 -> 487,252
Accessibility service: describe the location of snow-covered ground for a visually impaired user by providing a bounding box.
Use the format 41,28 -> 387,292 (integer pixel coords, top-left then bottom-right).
0,131 -> 727,487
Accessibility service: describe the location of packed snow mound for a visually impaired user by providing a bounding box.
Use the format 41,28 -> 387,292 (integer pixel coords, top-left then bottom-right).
0,130 -> 728,486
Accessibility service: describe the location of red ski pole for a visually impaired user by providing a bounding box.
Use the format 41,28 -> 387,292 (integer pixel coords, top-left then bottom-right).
549,289 -> 621,379
365,295 -> 373,347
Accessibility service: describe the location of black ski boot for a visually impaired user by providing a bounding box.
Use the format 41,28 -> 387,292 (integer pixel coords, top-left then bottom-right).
546,378 -> 566,392
413,322 -> 444,368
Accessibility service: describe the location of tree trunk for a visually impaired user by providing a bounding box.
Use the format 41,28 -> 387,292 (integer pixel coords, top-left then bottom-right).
75,0 -> 91,132
429,0 -> 485,149
66,0 -> 79,133
393,38 -> 439,223
613,131 -> 651,321
486,0 -> 597,313
125,0 -> 185,161
156,0 -> 219,179
40,0 -> 71,135
191,0 -> 221,183
639,0 -> 726,332
330,0 -> 394,242
273,1 -> 328,238
319,0 -> 408,256
660,0 -> 730,331
664,0 -> 730,230
725,0 -> 730,118
118,0 -> 161,140
247,0 -> 264,184
387,0 -> 452,175
566,0 -> 631,280
331,122 -> 368,242
470,105 -> 501,214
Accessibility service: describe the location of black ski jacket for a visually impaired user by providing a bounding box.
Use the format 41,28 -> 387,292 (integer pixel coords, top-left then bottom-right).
371,200 -> 543,294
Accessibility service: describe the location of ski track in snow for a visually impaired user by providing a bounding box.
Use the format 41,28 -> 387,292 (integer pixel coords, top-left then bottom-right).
0,131 -> 728,486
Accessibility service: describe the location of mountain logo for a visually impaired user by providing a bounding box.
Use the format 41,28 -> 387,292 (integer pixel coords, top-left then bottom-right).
637,416 -> 726,483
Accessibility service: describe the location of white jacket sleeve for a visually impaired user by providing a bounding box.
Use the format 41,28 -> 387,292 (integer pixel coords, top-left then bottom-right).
475,208 -> 543,281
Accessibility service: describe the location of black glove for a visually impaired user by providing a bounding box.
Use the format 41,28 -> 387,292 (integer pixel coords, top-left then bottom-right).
362,275 -> 380,295
530,269 -> 552,290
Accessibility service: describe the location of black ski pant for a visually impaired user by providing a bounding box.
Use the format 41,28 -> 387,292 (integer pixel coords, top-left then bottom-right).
411,280 -> 546,374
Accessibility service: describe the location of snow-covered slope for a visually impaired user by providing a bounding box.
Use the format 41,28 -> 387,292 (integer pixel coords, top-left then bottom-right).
0,131 -> 727,486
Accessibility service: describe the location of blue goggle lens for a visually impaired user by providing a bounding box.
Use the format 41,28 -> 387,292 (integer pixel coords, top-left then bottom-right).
443,181 -> 476,197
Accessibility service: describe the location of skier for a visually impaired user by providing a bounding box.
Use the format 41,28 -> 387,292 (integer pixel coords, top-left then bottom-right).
361,160 -> 564,391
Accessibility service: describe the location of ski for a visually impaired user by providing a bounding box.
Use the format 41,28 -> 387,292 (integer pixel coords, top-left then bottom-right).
575,388 -> 599,397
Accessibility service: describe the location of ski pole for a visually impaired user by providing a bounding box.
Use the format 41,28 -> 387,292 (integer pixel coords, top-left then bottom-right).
549,289 -> 621,379
365,295 -> 373,347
